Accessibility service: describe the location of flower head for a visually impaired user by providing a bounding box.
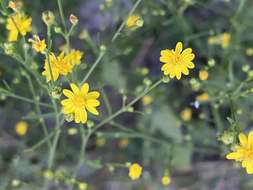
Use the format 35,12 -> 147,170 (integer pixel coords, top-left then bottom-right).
126,15 -> 143,29
128,163 -> 142,180
66,49 -> 83,66
160,42 -> 195,80
161,175 -> 171,186
142,95 -> 153,106
15,121 -> 28,136
196,92 -> 209,102
6,12 -> 32,42
42,52 -> 73,81
29,35 -> 47,53
180,108 -> 192,122
199,70 -> 209,81
61,83 -> 100,124
226,131 -> 253,174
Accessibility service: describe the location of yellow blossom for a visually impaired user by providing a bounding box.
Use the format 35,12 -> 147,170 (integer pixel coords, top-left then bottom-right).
196,93 -> 209,102
208,32 -> 231,49
160,42 -> 195,80
6,12 -> 32,42
199,70 -> 209,81
226,131 -> 253,174
180,108 -> 192,122
78,182 -> 87,190
118,138 -> 129,148
15,121 -> 28,136
61,83 -> 100,124
142,95 -> 153,105
96,137 -> 106,147
128,163 -> 142,180
42,52 -> 73,82
68,127 -> 78,135
161,175 -> 171,186
221,32 -> 231,48
29,35 -> 47,53
126,15 -> 143,29
66,49 -> 83,66
246,48 -> 253,56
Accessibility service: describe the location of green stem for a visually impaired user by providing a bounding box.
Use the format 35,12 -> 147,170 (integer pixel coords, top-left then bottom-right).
57,0 -> 67,32
26,75 -> 52,148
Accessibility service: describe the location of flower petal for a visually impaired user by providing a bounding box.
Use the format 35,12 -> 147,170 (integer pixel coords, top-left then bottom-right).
175,42 -> 183,54
81,83 -> 89,95
239,133 -> 248,147
87,91 -> 100,99
86,105 -> 99,115
70,83 -> 80,94
63,89 -> 74,98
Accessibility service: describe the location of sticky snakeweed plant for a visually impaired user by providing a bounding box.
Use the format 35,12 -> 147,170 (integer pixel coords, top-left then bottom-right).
1,0 -> 252,189
1,0 -> 200,188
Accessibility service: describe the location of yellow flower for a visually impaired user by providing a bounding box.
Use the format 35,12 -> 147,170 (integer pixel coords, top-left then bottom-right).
180,108 -> 192,122
221,32 -> 231,49
161,175 -> 171,186
196,92 -> 209,102
15,121 -> 28,136
42,52 -> 73,82
96,137 -> 106,147
126,15 -> 143,29
6,12 -> 32,42
29,35 -> 47,53
128,163 -> 142,180
78,182 -> 87,190
246,48 -> 253,56
142,95 -> 153,105
68,127 -> 78,135
226,131 -> 253,174
61,83 -> 100,124
160,42 -> 195,80
208,32 -> 231,49
118,138 -> 129,148
66,49 -> 83,66
199,70 -> 209,81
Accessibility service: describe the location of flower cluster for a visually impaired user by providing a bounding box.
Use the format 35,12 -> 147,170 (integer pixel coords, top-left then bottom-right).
42,50 -> 83,82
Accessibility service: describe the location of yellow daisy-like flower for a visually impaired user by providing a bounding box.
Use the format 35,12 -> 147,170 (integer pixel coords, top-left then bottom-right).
180,108 -> 192,122
196,92 -> 209,102
29,35 -> 47,53
126,15 -> 143,29
199,70 -> 209,81
142,95 -> 153,106
161,175 -> 171,186
227,131 -> 253,174
160,42 -> 195,80
66,49 -> 83,66
6,12 -> 32,42
61,83 -> 100,124
42,52 -> 73,82
221,32 -> 231,49
128,163 -> 142,180
15,121 -> 28,136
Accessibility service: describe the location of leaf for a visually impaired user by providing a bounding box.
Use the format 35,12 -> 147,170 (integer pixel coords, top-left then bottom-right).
101,61 -> 126,89
151,106 -> 182,142
171,143 -> 192,169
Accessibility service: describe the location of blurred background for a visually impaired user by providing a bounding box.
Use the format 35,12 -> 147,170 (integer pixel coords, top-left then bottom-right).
1,0 -> 253,189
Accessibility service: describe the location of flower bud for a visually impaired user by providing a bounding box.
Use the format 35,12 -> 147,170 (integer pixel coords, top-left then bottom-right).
42,11 -> 55,26
69,14 -> 78,25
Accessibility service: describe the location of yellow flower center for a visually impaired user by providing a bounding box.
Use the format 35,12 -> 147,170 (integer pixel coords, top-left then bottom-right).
173,53 -> 182,65
73,95 -> 86,108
